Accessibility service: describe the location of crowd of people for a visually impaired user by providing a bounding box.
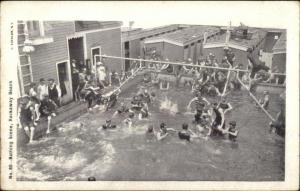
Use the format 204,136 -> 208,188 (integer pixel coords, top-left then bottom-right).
18,47 -> 285,143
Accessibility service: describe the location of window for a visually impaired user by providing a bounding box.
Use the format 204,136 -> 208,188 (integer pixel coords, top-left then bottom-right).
26,21 -> 45,37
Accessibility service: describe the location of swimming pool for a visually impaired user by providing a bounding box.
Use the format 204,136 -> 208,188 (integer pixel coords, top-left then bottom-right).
17,81 -> 285,181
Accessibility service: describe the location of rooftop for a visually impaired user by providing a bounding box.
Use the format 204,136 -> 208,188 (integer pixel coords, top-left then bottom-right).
122,24 -> 183,41
272,31 -> 286,52
75,21 -> 122,32
145,25 -> 220,46
206,28 -> 268,48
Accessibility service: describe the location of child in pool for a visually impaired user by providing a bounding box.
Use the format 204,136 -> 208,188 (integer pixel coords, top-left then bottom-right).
102,119 -> 117,130
178,123 -> 198,142
123,112 -> 135,129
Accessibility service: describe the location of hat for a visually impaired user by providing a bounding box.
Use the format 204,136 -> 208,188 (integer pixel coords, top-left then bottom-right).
96,62 -> 103,66
229,121 -> 236,126
188,58 -> 192,62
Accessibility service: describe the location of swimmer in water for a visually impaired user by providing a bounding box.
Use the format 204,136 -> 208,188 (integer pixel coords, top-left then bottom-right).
102,119 -> 117,130
186,92 -> 210,112
178,123 -> 198,142
145,125 -> 156,142
138,103 -> 149,120
113,102 -> 129,117
224,121 -> 238,142
194,108 -> 212,139
218,97 -> 233,114
123,112 -> 135,129
156,123 -> 176,141
211,102 -> 226,137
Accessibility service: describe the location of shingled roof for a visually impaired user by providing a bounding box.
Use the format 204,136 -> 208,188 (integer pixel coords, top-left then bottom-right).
205,28 -> 268,48
272,31 -> 286,53
144,25 -> 220,46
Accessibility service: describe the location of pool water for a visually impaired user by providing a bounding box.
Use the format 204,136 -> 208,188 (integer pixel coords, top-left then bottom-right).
17,82 -> 285,181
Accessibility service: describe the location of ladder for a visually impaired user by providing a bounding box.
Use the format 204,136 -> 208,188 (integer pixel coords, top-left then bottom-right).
17,21 -> 34,95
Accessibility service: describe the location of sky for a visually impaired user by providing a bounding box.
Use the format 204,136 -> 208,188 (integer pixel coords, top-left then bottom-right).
2,1 -> 298,30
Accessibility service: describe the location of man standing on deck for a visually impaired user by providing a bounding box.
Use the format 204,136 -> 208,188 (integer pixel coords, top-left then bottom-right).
48,79 -> 61,107
247,48 -> 270,79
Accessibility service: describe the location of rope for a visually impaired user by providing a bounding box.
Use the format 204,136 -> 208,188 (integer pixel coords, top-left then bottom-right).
236,77 -> 275,122
101,55 -> 249,73
104,67 -> 142,97
100,55 -> 286,76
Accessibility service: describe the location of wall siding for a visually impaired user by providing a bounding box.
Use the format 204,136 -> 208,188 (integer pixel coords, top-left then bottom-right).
86,28 -> 122,73
30,21 -> 75,82
163,43 -> 183,62
129,39 -> 141,58
272,53 -> 286,73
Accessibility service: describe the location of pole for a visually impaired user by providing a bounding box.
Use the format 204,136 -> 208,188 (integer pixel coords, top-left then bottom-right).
101,55 -> 249,73
236,77 -> 275,122
221,69 -> 232,96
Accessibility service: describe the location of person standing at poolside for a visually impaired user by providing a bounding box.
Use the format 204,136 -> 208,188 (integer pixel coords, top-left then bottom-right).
48,78 -> 61,107
37,78 -> 48,101
259,90 -> 270,110
18,96 -> 36,143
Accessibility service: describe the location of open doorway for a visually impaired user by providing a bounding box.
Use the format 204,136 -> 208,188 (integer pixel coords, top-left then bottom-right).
56,61 -> 72,104
124,41 -> 130,71
91,46 -> 101,66
68,37 -> 85,100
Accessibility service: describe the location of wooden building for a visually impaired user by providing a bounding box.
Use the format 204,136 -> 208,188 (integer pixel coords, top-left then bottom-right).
121,24 -> 188,71
17,21 -> 123,102
142,26 -> 221,63
203,28 -> 268,69
271,31 -> 286,74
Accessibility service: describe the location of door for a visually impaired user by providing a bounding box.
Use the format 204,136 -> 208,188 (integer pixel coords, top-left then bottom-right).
124,41 -> 130,71
91,46 -> 101,66
57,61 -> 72,104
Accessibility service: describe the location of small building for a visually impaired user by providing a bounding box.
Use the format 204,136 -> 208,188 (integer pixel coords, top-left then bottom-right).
121,24 -> 187,71
142,25 -> 221,63
203,27 -> 268,69
17,21 -> 123,103
271,31 -> 286,74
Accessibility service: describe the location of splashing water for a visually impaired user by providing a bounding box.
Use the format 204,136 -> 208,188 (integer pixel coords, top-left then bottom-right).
159,96 -> 178,115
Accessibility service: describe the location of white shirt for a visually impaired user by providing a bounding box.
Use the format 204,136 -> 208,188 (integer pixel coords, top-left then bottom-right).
97,65 -> 106,81
37,84 -> 48,100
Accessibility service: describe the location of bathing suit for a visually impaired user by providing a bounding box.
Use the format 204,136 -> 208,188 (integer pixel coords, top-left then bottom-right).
102,124 -> 116,130
178,131 -> 191,141
117,105 -> 129,114
212,108 -> 225,137
219,103 -> 229,110
228,127 -> 238,141
20,107 -> 34,127
247,53 -> 270,79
